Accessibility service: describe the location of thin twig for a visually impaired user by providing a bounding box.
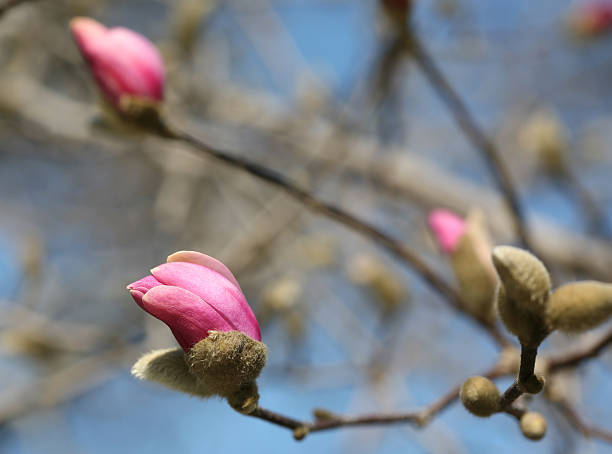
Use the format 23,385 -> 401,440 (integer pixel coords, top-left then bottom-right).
405,32 -> 532,251
554,397 -> 612,443
548,327 -> 612,372
247,364 -> 511,438
499,345 -> 539,410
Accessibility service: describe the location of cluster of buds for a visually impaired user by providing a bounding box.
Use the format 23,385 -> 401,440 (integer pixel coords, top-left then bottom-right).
128,251 -> 266,414
459,376 -> 547,440
428,209 -> 497,323
492,246 -> 612,343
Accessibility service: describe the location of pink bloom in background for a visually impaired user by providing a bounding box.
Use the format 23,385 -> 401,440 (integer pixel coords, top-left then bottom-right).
127,251 -> 261,351
428,209 -> 466,254
70,17 -> 165,111
569,1 -> 612,37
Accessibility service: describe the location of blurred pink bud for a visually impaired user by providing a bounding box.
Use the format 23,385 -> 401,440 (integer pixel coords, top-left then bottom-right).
127,251 -> 261,351
70,17 -> 165,111
569,2 -> 612,37
428,209 -> 466,254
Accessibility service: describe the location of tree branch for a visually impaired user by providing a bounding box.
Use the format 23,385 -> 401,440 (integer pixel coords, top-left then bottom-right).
151,120 -> 509,348
405,32 -> 533,252
554,397 -> 612,443
548,327 -> 612,372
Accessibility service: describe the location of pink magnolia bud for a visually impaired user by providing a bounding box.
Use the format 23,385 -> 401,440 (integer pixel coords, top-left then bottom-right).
70,17 -> 165,112
127,251 -> 261,351
569,2 -> 612,37
428,209 -> 466,254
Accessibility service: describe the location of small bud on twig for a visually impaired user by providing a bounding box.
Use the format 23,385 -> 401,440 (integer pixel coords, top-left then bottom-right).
460,376 -> 500,417
546,281 -> 612,332
522,373 -> 545,394
520,412 -> 547,441
293,425 -> 310,441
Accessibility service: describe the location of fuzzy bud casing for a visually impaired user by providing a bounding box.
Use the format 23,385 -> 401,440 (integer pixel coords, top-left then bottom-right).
460,376 -> 500,417
186,330 -> 267,413
546,281 -> 612,332
493,246 -> 552,345
131,348 -> 213,397
449,210 -> 497,322
520,412 -> 547,441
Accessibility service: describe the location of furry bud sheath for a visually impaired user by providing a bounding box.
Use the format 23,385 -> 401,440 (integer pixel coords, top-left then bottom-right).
492,246 -> 551,346
546,281 -> 612,332
460,376 -> 500,417
520,412 -> 547,441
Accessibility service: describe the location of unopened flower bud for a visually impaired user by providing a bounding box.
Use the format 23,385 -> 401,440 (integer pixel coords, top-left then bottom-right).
312,408 -> 338,421
546,281 -> 612,332
70,17 -> 165,121
428,209 -> 466,255
128,251 -> 261,351
293,425 -> 310,441
567,1 -> 612,38
460,376 -> 500,417
520,412 -> 547,441
129,251 -> 266,412
492,246 -> 552,345
445,210 -> 497,322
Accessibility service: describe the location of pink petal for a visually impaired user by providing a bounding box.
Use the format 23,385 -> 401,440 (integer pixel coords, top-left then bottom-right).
141,285 -> 234,351
151,262 -> 261,341
127,275 -> 162,293
166,251 -> 241,290
127,275 -> 162,310
428,209 -> 466,254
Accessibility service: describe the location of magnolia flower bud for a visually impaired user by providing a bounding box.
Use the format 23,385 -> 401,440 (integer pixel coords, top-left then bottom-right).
567,1 -> 612,38
460,376 -> 500,417
546,281 -> 612,332
70,17 -> 165,117
129,251 -> 266,412
450,210 -> 497,322
520,412 -> 547,441
128,251 -> 261,350
492,246 -> 551,345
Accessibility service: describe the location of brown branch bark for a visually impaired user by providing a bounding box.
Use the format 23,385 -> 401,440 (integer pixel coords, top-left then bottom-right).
548,327 -> 612,372
247,364 -> 511,439
499,345 -> 540,410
